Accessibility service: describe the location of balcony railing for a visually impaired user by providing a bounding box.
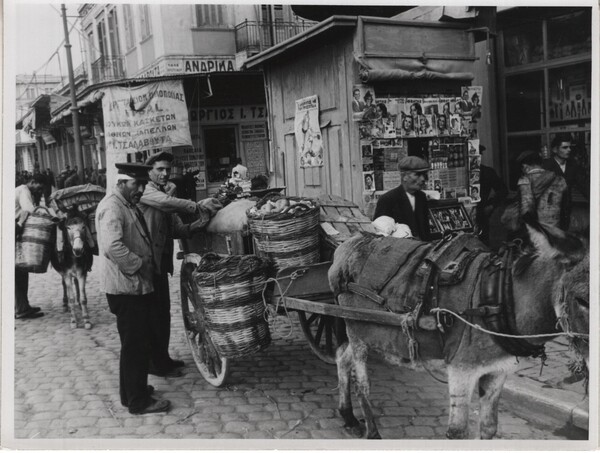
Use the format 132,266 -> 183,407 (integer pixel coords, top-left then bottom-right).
91,55 -> 125,84
235,20 -> 317,55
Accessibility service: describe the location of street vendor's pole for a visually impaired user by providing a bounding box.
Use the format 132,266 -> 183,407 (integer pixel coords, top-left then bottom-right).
61,3 -> 84,182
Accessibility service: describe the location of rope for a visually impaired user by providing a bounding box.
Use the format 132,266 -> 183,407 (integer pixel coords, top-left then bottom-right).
260,270 -> 309,339
430,307 -> 589,340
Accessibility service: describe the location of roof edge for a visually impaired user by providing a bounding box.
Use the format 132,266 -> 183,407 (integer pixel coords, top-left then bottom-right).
245,15 -> 359,69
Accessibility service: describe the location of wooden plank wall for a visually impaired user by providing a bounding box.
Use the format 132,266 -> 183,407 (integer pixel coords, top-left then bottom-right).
265,35 -> 361,205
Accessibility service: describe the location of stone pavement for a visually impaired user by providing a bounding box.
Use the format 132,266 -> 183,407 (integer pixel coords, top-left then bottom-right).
11,257 -> 588,443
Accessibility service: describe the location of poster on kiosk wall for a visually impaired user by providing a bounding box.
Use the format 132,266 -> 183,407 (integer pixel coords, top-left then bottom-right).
102,79 -> 193,154
295,95 -> 324,168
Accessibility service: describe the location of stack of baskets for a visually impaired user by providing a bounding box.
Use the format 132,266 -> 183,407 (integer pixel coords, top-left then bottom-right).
15,207 -> 59,273
192,253 -> 272,359
247,194 -> 320,270
50,183 -> 106,213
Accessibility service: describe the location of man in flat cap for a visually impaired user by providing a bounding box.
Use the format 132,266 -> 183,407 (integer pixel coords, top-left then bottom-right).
513,150 -> 569,232
374,156 -> 432,241
542,133 -> 589,230
96,162 -> 170,415
139,150 -> 222,378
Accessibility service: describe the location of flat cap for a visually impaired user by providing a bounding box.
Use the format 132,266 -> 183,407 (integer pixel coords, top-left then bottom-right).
516,150 -> 539,165
145,150 -> 174,166
398,156 -> 430,173
115,162 -> 151,181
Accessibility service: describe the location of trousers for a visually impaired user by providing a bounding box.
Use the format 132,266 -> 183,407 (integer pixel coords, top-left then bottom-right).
149,272 -> 173,373
15,268 -> 31,315
107,293 -> 155,413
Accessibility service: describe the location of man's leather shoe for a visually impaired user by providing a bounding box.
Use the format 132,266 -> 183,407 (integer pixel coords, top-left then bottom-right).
15,310 -> 44,319
29,306 -> 42,313
149,368 -> 183,378
129,398 -> 170,415
122,386 -> 155,407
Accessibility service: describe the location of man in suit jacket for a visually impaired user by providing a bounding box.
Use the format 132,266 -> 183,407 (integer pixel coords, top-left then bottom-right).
96,162 -> 170,415
140,151 -> 222,378
374,156 -> 432,241
352,88 -> 365,113
542,133 -> 589,230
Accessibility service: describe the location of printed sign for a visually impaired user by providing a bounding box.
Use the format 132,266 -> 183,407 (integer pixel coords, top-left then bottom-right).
295,95 -> 324,168
102,80 -> 192,153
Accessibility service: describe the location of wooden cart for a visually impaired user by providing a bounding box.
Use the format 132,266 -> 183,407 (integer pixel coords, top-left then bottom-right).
179,195 -> 384,387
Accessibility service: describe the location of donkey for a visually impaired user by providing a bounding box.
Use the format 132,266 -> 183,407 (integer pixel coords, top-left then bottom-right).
328,220 -> 589,439
51,207 -> 95,329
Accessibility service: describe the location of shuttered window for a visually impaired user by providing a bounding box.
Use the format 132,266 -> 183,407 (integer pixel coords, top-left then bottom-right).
123,5 -> 135,49
195,4 -> 224,26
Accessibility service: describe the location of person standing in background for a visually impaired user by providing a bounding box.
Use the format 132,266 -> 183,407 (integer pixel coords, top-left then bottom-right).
542,133 -> 589,230
15,174 -> 46,320
374,156 -> 432,241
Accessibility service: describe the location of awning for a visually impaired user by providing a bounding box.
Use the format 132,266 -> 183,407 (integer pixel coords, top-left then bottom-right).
50,90 -> 105,125
357,56 -> 474,83
41,131 -> 57,145
21,110 -> 35,133
15,129 -> 36,146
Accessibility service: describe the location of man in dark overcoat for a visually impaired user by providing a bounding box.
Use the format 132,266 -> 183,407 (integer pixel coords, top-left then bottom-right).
373,156 -> 432,241
542,133 -> 589,230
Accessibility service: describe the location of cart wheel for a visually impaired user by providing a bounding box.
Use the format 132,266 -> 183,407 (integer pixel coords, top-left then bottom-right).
297,311 -> 347,364
180,260 -> 230,387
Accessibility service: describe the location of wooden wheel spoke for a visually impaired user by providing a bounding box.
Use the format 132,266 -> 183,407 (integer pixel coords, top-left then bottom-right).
325,318 -> 333,352
315,316 -> 326,344
307,313 -> 319,326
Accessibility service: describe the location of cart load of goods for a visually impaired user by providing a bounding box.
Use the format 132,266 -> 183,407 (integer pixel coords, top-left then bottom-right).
49,183 -> 106,213
190,253 -> 273,358
49,184 -> 106,255
246,194 -> 320,270
15,207 -> 60,273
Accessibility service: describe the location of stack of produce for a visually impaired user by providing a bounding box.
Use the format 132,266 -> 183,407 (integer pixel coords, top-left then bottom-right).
247,194 -> 320,270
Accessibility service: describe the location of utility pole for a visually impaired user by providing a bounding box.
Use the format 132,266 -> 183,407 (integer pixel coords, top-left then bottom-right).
61,3 -> 84,182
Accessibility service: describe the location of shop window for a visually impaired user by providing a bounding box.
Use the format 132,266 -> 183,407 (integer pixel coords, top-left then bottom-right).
505,71 -> 544,132
503,22 -> 543,67
195,4 -> 225,27
547,10 -> 591,60
204,127 -> 237,183
548,62 -> 591,127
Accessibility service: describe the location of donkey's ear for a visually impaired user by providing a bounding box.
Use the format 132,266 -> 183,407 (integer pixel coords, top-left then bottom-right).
526,221 -> 585,264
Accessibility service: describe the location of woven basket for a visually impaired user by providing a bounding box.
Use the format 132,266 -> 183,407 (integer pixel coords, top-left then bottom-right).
192,253 -> 272,359
16,207 -> 58,273
50,184 -> 106,214
247,195 -> 320,270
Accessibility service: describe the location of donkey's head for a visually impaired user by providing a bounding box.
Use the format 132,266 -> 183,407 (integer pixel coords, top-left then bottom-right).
65,216 -> 87,258
526,221 -> 589,364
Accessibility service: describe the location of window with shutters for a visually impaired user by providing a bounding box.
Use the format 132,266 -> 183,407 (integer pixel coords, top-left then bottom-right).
139,5 -> 152,39
195,4 -> 225,27
123,4 -> 136,49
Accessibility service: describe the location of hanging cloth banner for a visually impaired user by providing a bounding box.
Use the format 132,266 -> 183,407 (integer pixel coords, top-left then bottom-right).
102,79 -> 192,154
294,95 -> 324,168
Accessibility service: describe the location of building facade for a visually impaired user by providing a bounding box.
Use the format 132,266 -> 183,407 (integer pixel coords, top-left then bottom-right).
16,74 -> 63,119
37,3 -> 315,195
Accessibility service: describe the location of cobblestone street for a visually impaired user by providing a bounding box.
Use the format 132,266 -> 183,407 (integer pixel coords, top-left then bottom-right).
11,257 -> 583,444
